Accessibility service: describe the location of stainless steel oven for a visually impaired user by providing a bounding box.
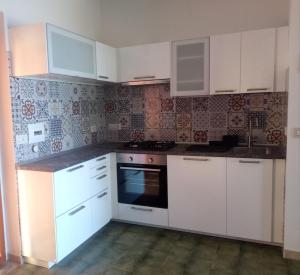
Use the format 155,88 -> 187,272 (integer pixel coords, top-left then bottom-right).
117,153 -> 168,209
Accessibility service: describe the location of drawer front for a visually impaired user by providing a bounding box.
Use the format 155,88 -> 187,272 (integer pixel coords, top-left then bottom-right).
90,172 -> 109,195
56,201 -> 92,262
88,155 -> 109,170
90,163 -> 108,178
118,203 -> 169,227
90,189 -> 112,235
54,162 -> 90,217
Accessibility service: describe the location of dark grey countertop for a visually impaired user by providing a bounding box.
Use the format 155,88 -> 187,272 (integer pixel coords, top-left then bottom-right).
17,143 -> 286,172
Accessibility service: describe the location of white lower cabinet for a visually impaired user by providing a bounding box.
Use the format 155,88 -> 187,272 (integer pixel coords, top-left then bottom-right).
227,158 -> 273,242
167,156 -> 227,235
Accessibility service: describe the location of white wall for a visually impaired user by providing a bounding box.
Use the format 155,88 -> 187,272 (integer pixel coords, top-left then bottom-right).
284,0 -> 300,258
0,0 -> 102,40
98,0 -> 289,47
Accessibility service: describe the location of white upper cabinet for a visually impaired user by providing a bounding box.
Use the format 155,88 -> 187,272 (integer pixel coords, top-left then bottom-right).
10,23 -> 97,79
171,38 -> 209,96
118,42 -> 170,82
210,32 -> 241,95
227,158 -> 273,242
275,26 -> 289,92
96,42 -> 117,82
241,28 -> 276,93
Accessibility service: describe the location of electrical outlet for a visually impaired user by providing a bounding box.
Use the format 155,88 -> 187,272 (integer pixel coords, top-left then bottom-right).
109,123 -> 121,131
16,134 -> 28,145
294,128 -> 300,137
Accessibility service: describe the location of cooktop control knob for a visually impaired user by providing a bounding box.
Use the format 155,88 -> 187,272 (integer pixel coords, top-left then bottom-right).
129,156 -> 133,162
148,157 -> 154,163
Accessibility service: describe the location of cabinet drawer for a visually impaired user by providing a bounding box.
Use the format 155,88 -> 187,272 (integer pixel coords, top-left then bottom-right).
88,155 -> 108,169
54,162 -> 90,217
90,189 -> 111,235
90,172 -> 109,195
90,163 -> 108,178
56,201 -> 92,262
118,203 -> 168,227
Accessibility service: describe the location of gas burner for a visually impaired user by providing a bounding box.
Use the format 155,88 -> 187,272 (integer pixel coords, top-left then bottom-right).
122,140 -> 176,151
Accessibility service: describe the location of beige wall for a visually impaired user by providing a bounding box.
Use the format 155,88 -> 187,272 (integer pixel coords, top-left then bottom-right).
0,0 -> 102,41
99,0 -> 289,47
284,0 -> 300,257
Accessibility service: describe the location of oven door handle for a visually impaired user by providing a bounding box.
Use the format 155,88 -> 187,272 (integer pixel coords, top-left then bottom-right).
119,166 -> 161,172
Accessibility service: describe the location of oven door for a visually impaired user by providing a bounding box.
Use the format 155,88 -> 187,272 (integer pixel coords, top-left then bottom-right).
117,163 -> 168,209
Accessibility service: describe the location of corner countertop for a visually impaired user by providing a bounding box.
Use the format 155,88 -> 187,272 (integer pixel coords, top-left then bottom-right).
17,143 -> 286,172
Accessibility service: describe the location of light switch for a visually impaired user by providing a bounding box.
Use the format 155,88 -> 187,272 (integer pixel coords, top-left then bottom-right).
294,128 -> 300,137
28,123 -> 45,144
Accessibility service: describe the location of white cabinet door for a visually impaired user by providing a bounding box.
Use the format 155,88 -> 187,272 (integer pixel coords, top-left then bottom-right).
96,42 -> 117,82
171,38 -> 210,96
210,33 -> 241,95
118,42 -> 170,82
47,24 -> 97,79
276,26 -> 289,92
54,162 -> 90,217
241,28 -> 276,93
90,189 -> 112,235
56,201 -> 92,262
227,158 -> 273,242
168,156 -> 226,235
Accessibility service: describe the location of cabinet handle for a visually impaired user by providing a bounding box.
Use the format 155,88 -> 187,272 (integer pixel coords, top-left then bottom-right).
214,89 -> 236,93
239,160 -> 261,164
246,88 -> 269,92
97,192 -> 108,199
97,174 -> 107,180
120,166 -> 161,172
96,157 -> 106,162
67,165 -> 84,172
183,157 -> 210,162
98,75 -> 109,79
131,206 -> 153,212
69,205 -> 85,216
97,165 -> 107,171
133,76 -> 155,80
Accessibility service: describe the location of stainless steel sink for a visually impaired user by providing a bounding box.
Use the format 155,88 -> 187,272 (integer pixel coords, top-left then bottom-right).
232,146 -> 272,156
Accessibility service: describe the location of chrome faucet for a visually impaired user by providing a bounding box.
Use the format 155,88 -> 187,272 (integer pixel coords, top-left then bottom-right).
248,115 -> 257,148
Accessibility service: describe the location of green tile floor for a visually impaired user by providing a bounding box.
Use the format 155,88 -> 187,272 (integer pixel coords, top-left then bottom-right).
7,222 -> 300,275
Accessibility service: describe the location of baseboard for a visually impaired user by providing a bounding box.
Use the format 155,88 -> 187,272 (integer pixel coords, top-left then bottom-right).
23,256 -> 55,269
7,253 -> 22,264
283,249 -> 300,260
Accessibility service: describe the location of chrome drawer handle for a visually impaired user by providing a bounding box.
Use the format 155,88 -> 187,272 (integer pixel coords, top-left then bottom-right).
97,165 -> 107,171
183,158 -> 209,162
67,165 -> 84,172
246,88 -> 269,91
96,157 -> 106,162
215,89 -> 236,93
131,206 -> 153,212
97,174 -> 107,180
98,75 -> 109,79
97,192 -> 108,199
69,205 -> 85,216
239,160 -> 261,164
133,75 -> 155,80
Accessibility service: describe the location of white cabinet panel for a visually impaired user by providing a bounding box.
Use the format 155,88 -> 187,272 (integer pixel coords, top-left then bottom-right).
276,26 -> 289,92
118,42 -> 170,82
47,24 -> 97,79
227,158 -> 273,242
54,162 -> 90,217
56,201 -> 92,262
168,156 -> 226,235
171,38 -> 209,96
96,42 -> 117,82
90,189 -> 112,235
210,33 -> 241,95
241,28 -> 276,93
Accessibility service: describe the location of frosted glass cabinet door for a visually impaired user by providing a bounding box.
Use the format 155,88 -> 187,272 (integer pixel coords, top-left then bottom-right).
171,38 -> 209,96
47,24 -> 97,79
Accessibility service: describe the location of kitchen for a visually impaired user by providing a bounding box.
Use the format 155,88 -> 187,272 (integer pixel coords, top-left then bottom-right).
0,0 -> 299,274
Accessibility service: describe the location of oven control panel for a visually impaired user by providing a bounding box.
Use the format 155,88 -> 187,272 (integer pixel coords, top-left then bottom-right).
117,153 -> 167,165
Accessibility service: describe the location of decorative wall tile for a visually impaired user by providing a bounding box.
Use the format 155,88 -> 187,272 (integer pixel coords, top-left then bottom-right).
145,95 -> 161,114
208,129 -> 227,141
145,113 -> 160,129
160,113 -> 176,129
36,80 -> 48,97
91,133 -> 98,144
38,140 -> 51,156
51,137 -> 62,153
118,129 -> 131,142
118,86 -> 130,98
131,114 -> 145,129
81,117 -> 90,133
176,129 -> 191,142
192,112 -> 209,129
62,135 -> 74,151
227,129 -> 247,143
176,114 -> 191,129
210,112 -> 227,129
119,115 -> 131,129
267,111 -> 283,129
248,94 -> 267,111
161,129 -> 176,141
50,119 -> 62,137
268,92 -> 288,111
210,95 -> 229,112
228,95 -> 246,111
81,100 -> 89,116
161,98 -> 174,113
193,97 -> 209,112
228,112 -> 245,129
131,98 -> 144,113
19,79 -> 35,98
131,130 -> 145,142
21,100 -> 35,120
145,129 -> 161,141
266,128 -> 284,145
49,99 -> 62,117
193,130 -> 208,143
36,100 -> 49,120
104,100 -> 117,113
176,97 -> 192,113
247,112 -> 267,129
117,100 -> 131,113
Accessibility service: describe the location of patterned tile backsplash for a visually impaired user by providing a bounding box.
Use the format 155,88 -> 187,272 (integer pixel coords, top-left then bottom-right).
10,79 -> 288,163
